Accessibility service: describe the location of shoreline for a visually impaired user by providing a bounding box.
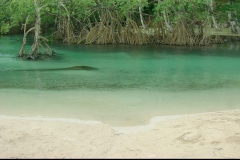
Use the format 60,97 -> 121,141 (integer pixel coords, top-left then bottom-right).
1,109 -> 240,158
1,88 -> 240,126
1,108 -> 239,133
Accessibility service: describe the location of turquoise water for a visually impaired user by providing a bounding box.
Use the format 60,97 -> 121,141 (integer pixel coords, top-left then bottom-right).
0,35 -> 240,126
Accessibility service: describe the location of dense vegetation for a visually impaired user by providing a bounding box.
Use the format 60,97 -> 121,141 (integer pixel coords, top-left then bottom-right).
0,0 -> 240,58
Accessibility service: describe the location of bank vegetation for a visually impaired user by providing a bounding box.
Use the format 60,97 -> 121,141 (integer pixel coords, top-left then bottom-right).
0,0 -> 240,58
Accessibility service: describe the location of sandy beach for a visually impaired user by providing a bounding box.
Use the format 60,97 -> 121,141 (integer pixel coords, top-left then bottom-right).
1,109 -> 240,158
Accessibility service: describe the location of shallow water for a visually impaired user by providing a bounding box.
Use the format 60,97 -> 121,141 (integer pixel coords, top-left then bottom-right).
0,35 -> 240,126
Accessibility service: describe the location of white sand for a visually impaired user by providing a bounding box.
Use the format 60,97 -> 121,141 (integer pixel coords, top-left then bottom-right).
1,109 -> 240,158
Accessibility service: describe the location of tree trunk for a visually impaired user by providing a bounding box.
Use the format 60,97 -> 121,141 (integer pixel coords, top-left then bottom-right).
27,0 -> 41,59
60,1 -> 73,43
138,1 -> 145,29
210,0 -> 220,31
18,0 -> 56,60
18,24 -> 35,57
18,22 -> 27,57
228,0 -> 238,34
158,0 -> 172,32
163,10 -> 173,32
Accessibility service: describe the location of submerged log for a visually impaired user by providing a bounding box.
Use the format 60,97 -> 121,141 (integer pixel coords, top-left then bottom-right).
3,66 -> 99,72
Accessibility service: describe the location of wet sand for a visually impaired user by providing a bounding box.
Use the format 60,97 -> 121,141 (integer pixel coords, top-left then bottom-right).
1,88 -> 240,126
1,109 -> 240,158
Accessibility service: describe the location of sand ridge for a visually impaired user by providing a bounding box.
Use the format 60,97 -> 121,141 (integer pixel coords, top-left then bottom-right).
1,109 -> 240,158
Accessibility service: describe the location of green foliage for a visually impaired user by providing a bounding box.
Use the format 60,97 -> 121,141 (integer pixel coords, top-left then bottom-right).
154,0 -> 209,24
116,0 -> 148,13
0,0 -> 11,34
0,0 -> 240,43
0,23 -> 10,34
10,0 -> 35,27
215,0 -> 240,22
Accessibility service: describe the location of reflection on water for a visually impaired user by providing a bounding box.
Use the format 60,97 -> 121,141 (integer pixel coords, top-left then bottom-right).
0,35 -> 240,92
0,35 -> 240,126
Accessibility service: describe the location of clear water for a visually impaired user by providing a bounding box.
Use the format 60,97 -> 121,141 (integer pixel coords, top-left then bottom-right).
0,35 -> 240,126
